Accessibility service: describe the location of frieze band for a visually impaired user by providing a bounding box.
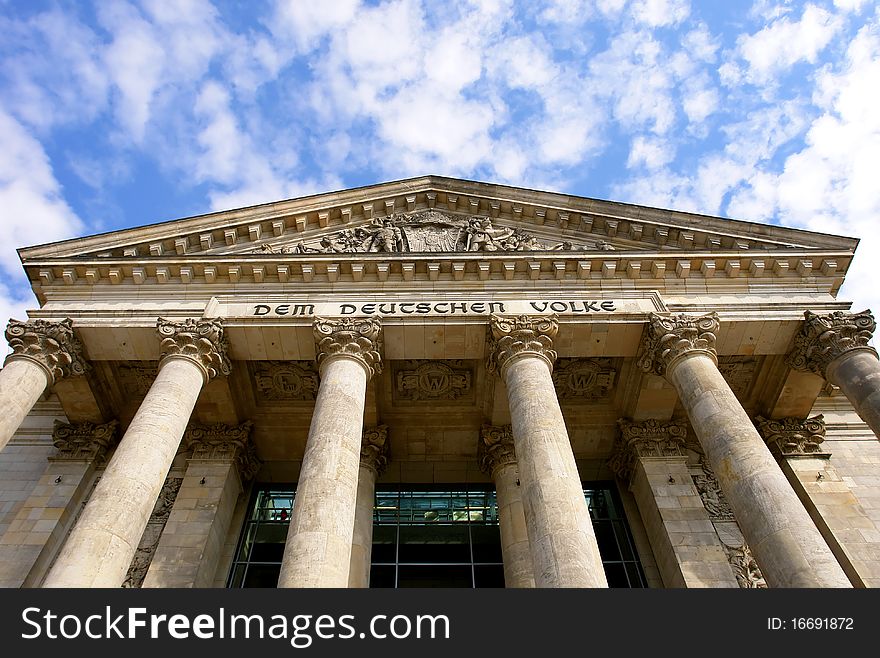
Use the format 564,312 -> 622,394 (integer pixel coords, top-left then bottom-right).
251,299 -> 619,317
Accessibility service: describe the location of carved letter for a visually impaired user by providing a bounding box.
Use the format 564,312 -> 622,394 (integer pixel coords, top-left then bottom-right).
253,304 -> 271,316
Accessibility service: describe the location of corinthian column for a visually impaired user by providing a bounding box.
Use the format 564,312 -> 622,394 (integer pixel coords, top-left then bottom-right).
43,318 -> 230,588
478,425 -> 535,588
278,317 -> 382,588
0,319 -> 88,452
639,313 -> 850,587
348,425 -> 389,588
787,310 -> 880,438
488,315 -> 607,587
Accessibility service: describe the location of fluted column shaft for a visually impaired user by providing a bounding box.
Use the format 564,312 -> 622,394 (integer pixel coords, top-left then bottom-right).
43,318 -> 229,588
641,313 -> 850,588
479,426 -> 535,588
278,317 -> 381,588
349,426 -> 389,588
0,319 -> 87,452
489,315 -> 607,588
788,310 -> 880,438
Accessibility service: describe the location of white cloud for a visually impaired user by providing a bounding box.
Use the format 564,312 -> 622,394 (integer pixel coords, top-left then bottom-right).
0,111 -> 84,274
0,9 -> 110,131
833,0 -> 871,12
737,4 -> 843,84
631,0 -> 690,28
683,23 -> 720,62
0,110 -> 82,347
270,0 -> 360,53
627,135 -> 673,169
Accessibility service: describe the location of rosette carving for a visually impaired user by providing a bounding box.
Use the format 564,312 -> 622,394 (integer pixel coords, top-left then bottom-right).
50,419 -> 118,463
313,316 -> 382,378
637,313 -> 720,377
487,314 -> 558,375
478,425 -> 517,476
755,414 -> 829,458
360,425 -> 389,476
157,317 -> 231,382
608,418 -> 688,482
786,310 -> 877,377
184,421 -> 260,481
4,318 -> 89,383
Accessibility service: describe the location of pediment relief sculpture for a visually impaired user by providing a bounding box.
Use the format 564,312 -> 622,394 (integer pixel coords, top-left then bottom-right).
251,210 -> 615,255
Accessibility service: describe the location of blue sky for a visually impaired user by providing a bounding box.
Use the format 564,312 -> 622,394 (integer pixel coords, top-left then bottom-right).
1,0 -> 878,340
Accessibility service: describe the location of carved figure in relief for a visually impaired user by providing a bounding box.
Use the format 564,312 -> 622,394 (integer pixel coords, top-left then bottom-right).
466,217 -> 515,251
365,219 -> 404,252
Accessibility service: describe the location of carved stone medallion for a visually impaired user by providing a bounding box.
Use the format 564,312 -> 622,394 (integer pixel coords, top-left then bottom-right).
395,360 -> 472,401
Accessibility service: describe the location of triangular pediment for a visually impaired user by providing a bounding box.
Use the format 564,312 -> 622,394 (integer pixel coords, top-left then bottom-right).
18,175 -> 858,264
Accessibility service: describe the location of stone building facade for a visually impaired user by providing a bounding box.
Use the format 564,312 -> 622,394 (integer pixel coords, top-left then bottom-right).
1,175 -> 878,588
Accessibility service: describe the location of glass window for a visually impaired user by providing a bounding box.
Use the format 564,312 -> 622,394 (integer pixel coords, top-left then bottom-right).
228,482 -> 646,588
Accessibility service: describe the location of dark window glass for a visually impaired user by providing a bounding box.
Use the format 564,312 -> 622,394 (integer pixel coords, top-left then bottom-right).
229,482 -> 646,588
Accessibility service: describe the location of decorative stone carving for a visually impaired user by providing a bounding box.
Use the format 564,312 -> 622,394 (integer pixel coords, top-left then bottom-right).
184,421 -> 260,481
157,317 -> 231,382
478,425 -> 517,476
786,310 -> 877,377
252,361 -> 319,401
608,419 -> 688,482
717,356 -> 757,399
4,318 -> 89,383
117,361 -> 157,396
122,477 -> 183,588
552,358 -> 616,399
395,360 -> 471,401
725,544 -> 768,589
487,314 -> 558,375
360,425 -> 389,476
686,443 -> 736,521
49,419 -> 118,463
281,211 -> 603,254
755,414 -> 830,458
253,243 -> 295,254
637,312 -> 720,377
313,316 -> 382,378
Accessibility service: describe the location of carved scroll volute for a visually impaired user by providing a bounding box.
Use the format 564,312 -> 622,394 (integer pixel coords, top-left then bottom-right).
360,425 -> 390,477
755,414 -> 829,458
4,318 -> 89,384
487,314 -> 558,376
313,316 -> 383,379
786,310 -> 877,378
157,317 -> 231,383
478,425 -> 517,478
637,312 -> 720,377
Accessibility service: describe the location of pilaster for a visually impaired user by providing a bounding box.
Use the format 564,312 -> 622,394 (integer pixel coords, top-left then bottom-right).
143,422 -> 259,588
609,419 -> 737,588
0,420 -> 117,587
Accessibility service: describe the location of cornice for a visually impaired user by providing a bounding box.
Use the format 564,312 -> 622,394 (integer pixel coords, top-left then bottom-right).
18,177 -> 857,263
24,249 -> 853,293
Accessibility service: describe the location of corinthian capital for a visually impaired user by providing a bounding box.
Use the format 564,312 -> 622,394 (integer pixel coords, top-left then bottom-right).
478,425 -> 517,477
360,425 -> 389,476
608,418 -> 688,482
157,317 -> 231,383
637,313 -> 719,377
313,317 -> 382,378
4,318 -> 89,384
184,421 -> 260,481
786,310 -> 877,377
50,419 -> 118,463
487,314 -> 558,375
755,414 -> 829,458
